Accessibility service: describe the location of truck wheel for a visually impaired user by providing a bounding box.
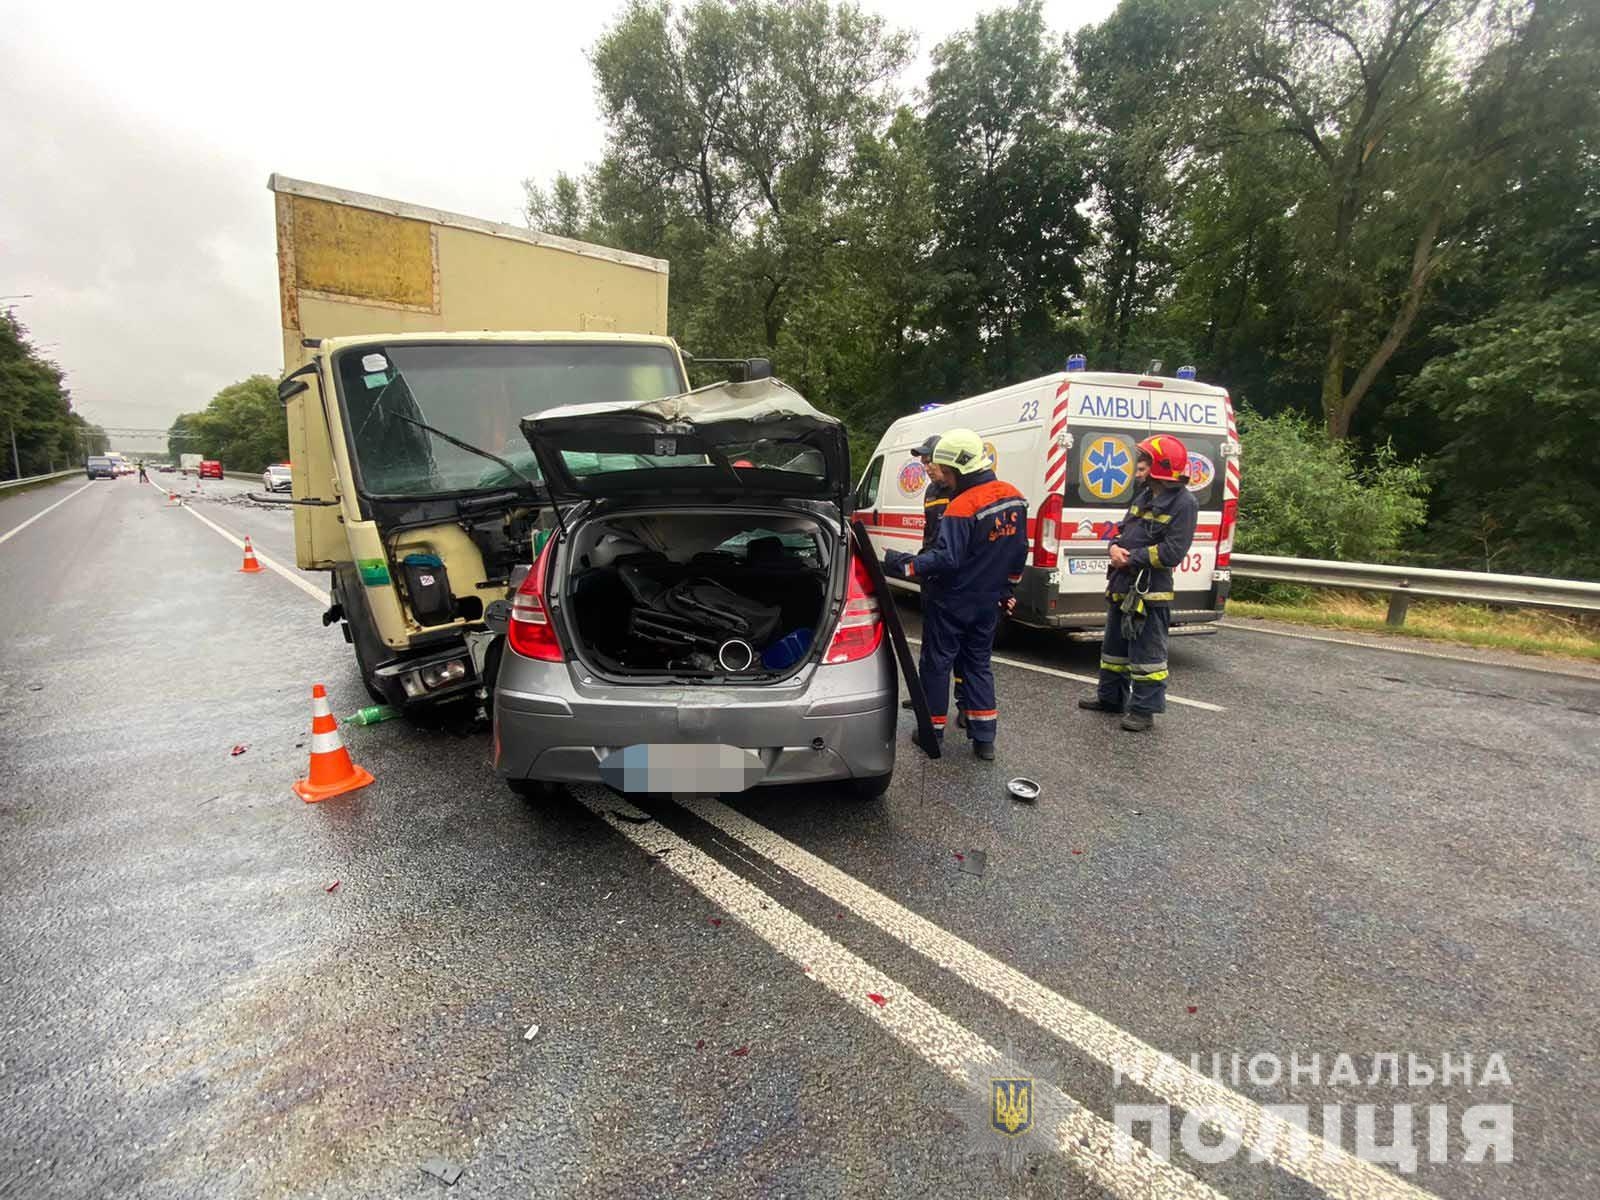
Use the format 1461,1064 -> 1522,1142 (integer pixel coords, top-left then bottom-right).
346,626 -> 388,705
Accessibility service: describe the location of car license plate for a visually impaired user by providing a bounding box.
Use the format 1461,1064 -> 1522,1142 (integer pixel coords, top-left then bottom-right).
598,744 -> 764,794
1065,558 -> 1104,576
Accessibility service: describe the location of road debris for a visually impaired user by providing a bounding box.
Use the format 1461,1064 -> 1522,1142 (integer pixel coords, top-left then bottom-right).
524,1023 -> 539,1041
731,1046 -> 749,1057
1006,777 -> 1041,803
344,704 -> 400,727
420,1158 -> 463,1186
958,850 -> 987,877
867,993 -> 887,1007
230,744 -> 248,757
325,880 -> 340,893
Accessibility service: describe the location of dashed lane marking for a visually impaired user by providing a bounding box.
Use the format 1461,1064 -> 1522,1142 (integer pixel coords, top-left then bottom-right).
580,788 -> 1229,1200
145,476 -> 327,605
682,794 -> 1439,1200
905,635 -> 1226,712
0,481 -> 94,546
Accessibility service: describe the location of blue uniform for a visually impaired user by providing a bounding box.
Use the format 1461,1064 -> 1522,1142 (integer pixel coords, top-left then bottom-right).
885,470 -> 1028,743
1097,482 -> 1198,715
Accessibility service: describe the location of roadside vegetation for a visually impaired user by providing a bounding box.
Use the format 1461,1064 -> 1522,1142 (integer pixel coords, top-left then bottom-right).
0,310 -> 106,478
1228,594 -> 1600,663
166,376 -> 286,473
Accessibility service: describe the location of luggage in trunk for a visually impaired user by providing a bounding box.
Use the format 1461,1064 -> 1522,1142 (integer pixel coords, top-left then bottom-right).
568,529 -> 829,679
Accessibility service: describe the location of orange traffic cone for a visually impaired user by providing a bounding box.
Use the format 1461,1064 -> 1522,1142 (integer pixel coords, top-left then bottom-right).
239,537 -> 263,573
167,490 -> 180,506
293,684 -> 374,803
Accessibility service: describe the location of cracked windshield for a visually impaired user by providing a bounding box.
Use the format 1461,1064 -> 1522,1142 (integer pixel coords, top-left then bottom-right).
339,341 -> 684,495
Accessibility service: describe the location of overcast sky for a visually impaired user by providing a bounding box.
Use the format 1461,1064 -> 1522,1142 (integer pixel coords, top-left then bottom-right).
0,0 -> 1114,446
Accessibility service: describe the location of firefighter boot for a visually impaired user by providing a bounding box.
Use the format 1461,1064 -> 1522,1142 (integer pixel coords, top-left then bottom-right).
1079,695 -> 1123,713
974,740 -> 995,761
1120,712 -> 1154,733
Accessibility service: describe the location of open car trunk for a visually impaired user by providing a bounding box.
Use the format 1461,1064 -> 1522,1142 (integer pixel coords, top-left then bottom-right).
562,508 -> 837,682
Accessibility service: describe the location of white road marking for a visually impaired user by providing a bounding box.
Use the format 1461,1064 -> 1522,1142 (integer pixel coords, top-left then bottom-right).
0,481 -> 94,546
145,476 -> 327,604
1222,620 -> 1600,681
682,794 -> 1438,1200
905,636 -> 1226,713
580,789 -> 1229,1200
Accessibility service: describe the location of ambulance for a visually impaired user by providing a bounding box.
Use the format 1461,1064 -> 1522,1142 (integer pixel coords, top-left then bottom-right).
852,358 -> 1240,635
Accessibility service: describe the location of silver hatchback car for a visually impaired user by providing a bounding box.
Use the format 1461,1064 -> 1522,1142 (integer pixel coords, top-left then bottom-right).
493,379 -> 896,800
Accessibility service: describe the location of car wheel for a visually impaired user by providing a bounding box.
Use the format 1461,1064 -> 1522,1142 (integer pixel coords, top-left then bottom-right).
508,779 -> 565,802
850,773 -> 892,800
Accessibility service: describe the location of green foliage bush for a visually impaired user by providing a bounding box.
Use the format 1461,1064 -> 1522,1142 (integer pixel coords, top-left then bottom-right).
167,376 -> 286,473
1235,409 -> 1429,571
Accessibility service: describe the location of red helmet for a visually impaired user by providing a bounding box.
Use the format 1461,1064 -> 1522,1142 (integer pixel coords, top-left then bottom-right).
1136,435 -> 1189,482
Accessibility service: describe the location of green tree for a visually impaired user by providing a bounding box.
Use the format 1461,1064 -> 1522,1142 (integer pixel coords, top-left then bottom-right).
0,310 -> 104,476
167,376 -> 287,473
1219,0 -> 1600,437
923,0 -> 1093,392
1236,408 -> 1429,562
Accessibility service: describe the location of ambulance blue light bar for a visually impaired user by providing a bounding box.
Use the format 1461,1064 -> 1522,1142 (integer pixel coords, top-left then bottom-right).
1066,354 -> 1087,372
1176,365 -> 1197,380
919,402 -> 944,412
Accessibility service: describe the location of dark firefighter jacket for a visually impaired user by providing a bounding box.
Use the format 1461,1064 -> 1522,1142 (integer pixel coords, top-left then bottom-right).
890,469 -> 1029,612
1105,482 -> 1198,603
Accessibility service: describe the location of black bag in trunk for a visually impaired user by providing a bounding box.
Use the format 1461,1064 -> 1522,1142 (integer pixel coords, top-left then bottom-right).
661,578 -> 783,647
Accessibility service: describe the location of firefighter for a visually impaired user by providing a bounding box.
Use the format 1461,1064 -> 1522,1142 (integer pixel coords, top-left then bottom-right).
900,436 -> 966,716
1079,435 -> 1198,732
884,429 -> 1028,760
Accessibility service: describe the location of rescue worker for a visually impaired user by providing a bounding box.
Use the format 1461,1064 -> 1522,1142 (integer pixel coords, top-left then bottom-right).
1079,435 -> 1198,732
136,461 -> 147,482
900,436 -> 966,716
884,429 -> 1028,760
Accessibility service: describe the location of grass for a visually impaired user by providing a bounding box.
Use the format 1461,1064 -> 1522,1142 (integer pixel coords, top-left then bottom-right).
1226,592 -> 1600,663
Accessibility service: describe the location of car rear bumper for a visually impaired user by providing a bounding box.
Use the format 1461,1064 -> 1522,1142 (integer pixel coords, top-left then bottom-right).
494,649 -> 896,789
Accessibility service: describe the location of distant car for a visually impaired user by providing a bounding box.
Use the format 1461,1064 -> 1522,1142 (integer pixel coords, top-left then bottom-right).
262,463 -> 293,493
85,456 -> 115,479
199,460 -> 223,479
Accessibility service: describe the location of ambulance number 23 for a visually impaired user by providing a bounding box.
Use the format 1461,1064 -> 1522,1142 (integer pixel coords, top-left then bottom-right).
1176,551 -> 1205,574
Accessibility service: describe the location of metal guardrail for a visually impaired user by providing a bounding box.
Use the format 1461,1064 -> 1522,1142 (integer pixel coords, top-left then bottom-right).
0,469 -> 81,492
1230,553 -> 1600,625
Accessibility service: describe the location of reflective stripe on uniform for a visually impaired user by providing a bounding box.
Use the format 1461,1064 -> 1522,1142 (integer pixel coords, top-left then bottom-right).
1147,546 -> 1162,566
973,497 -> 1028,522
966,708 -> 998,720
1143,590 -> 1175,601
1100,661 -> 1131,674
1131,669 -> 1169,683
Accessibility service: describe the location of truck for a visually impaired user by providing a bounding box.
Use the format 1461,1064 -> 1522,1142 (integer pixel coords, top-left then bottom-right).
269,174 -> 733,711
179,453 -> 202,474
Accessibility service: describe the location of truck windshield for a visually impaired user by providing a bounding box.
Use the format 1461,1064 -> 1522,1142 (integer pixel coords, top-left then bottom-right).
336,342 -> 685,497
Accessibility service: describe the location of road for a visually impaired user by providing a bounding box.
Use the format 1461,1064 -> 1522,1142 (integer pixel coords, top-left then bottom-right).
2,473 -> 1596,1200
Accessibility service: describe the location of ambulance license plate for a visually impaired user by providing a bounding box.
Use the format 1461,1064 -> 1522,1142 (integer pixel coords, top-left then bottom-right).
1065,558 -> 1104,576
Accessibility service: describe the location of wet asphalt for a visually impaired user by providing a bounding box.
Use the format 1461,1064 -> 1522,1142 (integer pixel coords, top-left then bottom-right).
1,474 -> 1597,1200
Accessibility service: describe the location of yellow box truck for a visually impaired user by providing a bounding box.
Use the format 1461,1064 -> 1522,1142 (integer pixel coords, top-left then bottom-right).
270,174 -> 698,711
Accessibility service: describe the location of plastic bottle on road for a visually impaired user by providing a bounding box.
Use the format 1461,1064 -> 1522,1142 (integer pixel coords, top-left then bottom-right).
344,704 -> 400,726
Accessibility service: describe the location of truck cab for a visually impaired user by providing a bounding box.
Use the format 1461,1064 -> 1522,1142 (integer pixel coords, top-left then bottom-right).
270,175 -> 685,710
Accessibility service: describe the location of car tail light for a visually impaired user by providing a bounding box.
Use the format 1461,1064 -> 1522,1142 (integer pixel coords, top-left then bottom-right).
1033,492 -> 1063,569
1217,498 -> 1238,569
508,535 -> 563,662
824,552 -> 883,664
